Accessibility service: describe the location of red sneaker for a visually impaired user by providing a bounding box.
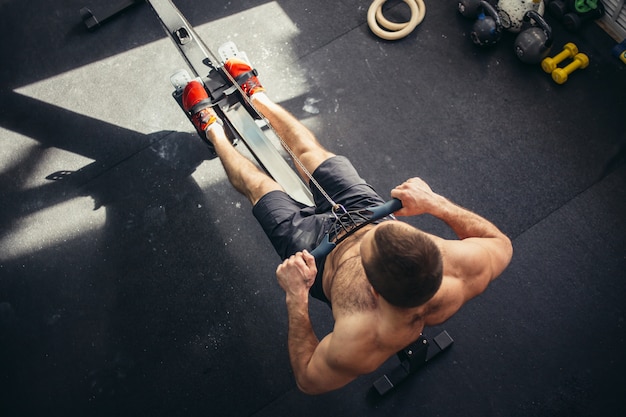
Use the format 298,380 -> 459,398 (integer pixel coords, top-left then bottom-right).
182,80 -> 219,137
224,58 -> 265,96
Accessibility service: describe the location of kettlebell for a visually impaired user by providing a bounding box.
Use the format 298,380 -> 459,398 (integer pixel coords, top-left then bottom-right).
497,0 -> 545,32
458,0 -> 483,18
471,1 -> 502,46
514,10 -> 553,63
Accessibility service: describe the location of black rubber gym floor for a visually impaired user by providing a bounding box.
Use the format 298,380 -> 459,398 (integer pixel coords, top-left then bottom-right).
1,0 -> 624,416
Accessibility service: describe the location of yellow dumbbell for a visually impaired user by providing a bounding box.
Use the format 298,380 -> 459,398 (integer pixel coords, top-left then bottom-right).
551,53 -> 589,84
541,42 -> 578,73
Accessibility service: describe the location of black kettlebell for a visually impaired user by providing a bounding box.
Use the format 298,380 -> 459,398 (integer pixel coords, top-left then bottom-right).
563,0 -> 605,31
514,10 -> 553,63
471,1 -> 503,46
458,0 -> 483,18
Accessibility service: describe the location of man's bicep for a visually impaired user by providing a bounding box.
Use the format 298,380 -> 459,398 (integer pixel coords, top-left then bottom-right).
295,333 -> 362,395
465,235 -> 513,280
443,236 -> 511,297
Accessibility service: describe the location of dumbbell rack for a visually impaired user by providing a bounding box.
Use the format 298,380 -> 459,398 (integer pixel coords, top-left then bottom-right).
600,0 -> 626,40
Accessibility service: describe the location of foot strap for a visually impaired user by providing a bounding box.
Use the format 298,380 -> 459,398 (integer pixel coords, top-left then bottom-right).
189,98 -> 223,132
233,69 -> 259,86
189,98 -> 216,115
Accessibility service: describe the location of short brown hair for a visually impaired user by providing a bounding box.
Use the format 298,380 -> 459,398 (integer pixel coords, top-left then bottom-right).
362,222 -> 443,308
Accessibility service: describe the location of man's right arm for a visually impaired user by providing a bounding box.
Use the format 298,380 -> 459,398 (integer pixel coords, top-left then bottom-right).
391,177 -> 513,304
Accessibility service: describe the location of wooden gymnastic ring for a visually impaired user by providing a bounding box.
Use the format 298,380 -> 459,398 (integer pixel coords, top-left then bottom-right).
367,0 -> 426,40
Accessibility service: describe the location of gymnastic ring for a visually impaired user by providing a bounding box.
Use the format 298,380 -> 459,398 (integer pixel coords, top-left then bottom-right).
374,0 -> 425,31
367,0 -> 426,40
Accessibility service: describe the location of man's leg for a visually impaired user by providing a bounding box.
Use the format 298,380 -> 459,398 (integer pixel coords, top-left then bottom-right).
207,123 -> 282,206
183,80 -> 282,206
223,59 -> 335,184
251,93 -> 335,183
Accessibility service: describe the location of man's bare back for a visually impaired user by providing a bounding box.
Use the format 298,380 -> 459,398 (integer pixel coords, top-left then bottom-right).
321,224 -> 429,369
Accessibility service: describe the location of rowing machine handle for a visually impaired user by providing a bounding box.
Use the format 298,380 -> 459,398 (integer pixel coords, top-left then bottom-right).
309,198 -> 402,259
310,235 -> 335,259
369,198 -> 402,221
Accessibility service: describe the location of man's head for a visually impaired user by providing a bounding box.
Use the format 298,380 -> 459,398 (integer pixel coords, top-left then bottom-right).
360,222 -> 443,309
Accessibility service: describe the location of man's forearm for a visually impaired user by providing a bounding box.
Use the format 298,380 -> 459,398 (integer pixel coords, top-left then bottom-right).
429,194 -> 506,240
285,295 -> 319,390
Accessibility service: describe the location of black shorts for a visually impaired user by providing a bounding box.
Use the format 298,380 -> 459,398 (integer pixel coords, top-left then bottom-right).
252,155 -> 385,304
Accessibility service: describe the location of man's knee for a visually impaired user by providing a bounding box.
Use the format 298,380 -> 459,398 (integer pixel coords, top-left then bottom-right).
248,179 -> 283,206
299,149 -> 336,175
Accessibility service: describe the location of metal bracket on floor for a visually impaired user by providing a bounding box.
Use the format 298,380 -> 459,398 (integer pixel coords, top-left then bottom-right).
372,330 -> 454,396
80,0 -> 143,31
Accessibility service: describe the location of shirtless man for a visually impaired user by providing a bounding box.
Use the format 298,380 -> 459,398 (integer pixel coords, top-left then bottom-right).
182,59 -> 513,395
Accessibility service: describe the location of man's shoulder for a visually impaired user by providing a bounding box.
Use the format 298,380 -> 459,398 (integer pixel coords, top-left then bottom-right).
328,313 -> 403,373
333,309 -> 424,357
421,275 -> 467,326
